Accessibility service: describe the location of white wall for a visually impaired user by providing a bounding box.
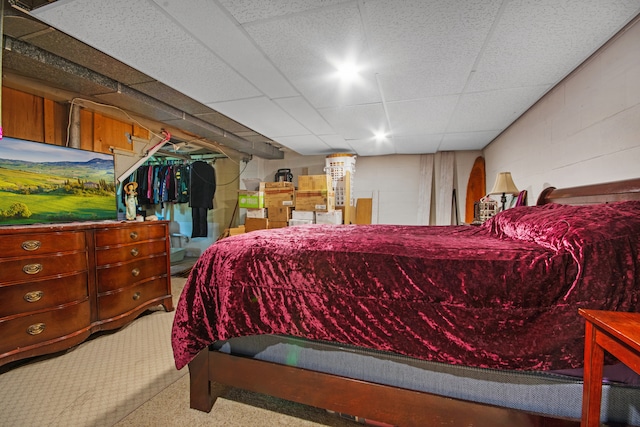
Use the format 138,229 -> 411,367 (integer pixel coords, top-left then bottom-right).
484,16 -> 640,203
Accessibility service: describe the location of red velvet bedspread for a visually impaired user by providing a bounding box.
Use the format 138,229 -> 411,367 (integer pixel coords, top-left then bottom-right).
172,201 -> 640,371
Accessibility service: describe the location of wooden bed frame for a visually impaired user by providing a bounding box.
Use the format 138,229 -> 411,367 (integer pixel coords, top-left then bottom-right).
187,178 -> 640,427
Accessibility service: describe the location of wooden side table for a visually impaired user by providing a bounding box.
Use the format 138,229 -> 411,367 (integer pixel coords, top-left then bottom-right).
579,309 -> 640,427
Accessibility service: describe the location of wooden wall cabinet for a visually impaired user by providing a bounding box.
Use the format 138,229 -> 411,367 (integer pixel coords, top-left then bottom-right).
0,221 -> 173,368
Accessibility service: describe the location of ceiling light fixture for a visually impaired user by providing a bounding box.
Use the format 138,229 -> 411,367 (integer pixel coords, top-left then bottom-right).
373,130 -> 388,142
336,61 -> 360,84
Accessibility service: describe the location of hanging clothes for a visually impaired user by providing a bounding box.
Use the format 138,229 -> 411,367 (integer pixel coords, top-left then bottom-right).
175,163 -> 190,203
189,160 -> 216,238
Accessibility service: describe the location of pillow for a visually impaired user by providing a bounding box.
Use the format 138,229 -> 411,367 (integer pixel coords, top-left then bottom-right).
483,201 -> 640,252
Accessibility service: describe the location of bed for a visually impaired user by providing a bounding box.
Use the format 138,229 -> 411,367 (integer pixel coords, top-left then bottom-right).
172,178 -> 640,426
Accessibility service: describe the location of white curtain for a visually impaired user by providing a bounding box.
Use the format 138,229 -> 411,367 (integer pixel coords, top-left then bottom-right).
436,151 -> 455,225
417,154 -> 434,225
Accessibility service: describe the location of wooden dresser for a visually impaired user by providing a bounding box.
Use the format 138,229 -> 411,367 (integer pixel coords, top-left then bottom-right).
0,220 -> 173,368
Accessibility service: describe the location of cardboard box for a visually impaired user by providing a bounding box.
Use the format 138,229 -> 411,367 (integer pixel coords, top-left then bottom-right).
228,225 -> 245,236
295,190 -> 335,212
238,190 -> 264,209
292,210 -> 315,221
245,217 -> 268,232
246,208 -> 267,218
264,187 -> 295,208
264,181 -> 294,189
289,219 -> 314,226
298,175 -> 332,192
268,220 -> 288,229
269,206 -> 292,222
316,210 -> 343,225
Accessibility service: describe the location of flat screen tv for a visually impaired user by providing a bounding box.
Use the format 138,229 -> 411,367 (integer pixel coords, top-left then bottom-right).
0,137 -> 117,226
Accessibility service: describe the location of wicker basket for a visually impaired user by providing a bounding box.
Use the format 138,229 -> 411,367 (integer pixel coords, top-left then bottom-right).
474,196 -> 498,223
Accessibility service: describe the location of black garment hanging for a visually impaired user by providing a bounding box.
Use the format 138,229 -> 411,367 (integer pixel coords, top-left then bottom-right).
189,161 -> 216,237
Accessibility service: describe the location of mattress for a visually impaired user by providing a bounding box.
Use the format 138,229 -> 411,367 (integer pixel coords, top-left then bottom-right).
212,335 -> 640,425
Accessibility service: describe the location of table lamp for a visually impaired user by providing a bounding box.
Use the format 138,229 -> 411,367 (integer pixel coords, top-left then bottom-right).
490,172 -> 519,211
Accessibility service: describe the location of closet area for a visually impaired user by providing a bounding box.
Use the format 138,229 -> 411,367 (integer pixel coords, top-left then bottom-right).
120,151 -> 227,275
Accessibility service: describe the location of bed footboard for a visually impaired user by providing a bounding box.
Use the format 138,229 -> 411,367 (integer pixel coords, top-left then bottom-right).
188,348 -> 579,427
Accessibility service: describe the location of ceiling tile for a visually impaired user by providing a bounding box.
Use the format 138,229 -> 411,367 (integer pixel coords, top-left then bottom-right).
33,0 -> 261,103
363,0 -> 503,71
440,130 -> 502,151
208,97 -> 310,138
319,104 -> 388,140
468,0 -> 640,92
318,134 -> 354,153
153,0 -> 298,100
447,86 -> 552,133
242,2 -> 381,108
386,96 -> 459,136
346,137 -> 397,156
274,97 -> 335,135
271,134 -> 334,156
393,134 -> 443,154
219,0 -> 352,24
378,66 -> 468,101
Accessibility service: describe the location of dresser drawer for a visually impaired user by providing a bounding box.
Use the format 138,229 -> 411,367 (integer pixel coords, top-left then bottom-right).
97,277 -> 168,320
0,231 -> 86,258
0,252 -> 88,283
0,273 -> 88,319
0,300 -> 91,355
95,224 -> 167,247
96,255 -> 168,292
95,240 -> 167,266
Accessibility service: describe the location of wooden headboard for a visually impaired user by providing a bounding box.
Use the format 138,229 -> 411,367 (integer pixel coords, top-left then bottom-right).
536,178 -> 640,205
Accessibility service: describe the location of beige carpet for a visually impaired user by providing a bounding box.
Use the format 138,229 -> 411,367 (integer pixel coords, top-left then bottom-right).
0,276 -> 358,427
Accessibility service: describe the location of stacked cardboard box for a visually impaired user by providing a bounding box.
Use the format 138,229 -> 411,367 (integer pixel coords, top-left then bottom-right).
268,205 -> 292,229
237,177 -> 346,233
264,182 -> 295,209
296,174 -> 336,213
316,210 -> 342,225
298,175 -> 332,192
288,209 -> 314,227
246,208 -> 267,218
264,182 -> 294,228
245,217 -> 268,232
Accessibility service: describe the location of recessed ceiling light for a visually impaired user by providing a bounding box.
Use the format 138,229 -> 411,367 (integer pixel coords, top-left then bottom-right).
336,61 -> 360,84
327,52 -> 364,87
373,131 -> 388,142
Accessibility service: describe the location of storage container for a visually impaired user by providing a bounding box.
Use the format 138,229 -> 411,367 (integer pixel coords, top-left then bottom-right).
295,191 -> 335,212
238,191 -> 264,209
298,175 -> 332,192
316,210 -> 343,225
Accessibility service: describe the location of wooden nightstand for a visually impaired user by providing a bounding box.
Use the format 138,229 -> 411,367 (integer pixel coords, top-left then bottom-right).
579,309 -> 640,427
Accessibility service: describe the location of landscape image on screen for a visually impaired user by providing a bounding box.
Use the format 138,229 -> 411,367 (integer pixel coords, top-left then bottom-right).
0,137 -> 117,225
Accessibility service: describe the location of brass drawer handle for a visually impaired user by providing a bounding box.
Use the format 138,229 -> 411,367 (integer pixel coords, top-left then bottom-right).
131,268 -> 140,277
129,231 -> 139,240
23,263 -> 43,275
21,240 -> 42,251
132,292 -> 141,300
130,248 -> 139,257
27,323 -> 46,335
24,290 -> 44,303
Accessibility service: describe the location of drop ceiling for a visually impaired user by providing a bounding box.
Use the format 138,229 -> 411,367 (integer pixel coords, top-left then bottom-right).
5,0 -> 640,158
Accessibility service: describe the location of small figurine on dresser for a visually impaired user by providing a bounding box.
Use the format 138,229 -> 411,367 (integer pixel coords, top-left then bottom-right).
124,182 -> 139,220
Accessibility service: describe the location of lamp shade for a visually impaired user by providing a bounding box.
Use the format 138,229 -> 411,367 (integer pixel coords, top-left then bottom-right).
490,172 -> 519,195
